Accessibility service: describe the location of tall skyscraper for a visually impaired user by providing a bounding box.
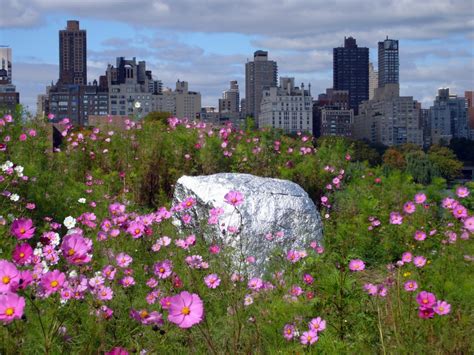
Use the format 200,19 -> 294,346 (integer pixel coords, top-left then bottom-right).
59,20 -> 87,85
378,37 -> 399,88
0,47 -> 12,84
369,62 -> 378,100
245,50 -> 278,120
333,37 -> 369,114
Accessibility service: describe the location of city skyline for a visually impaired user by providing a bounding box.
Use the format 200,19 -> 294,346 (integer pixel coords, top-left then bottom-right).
0,0 -> 473,114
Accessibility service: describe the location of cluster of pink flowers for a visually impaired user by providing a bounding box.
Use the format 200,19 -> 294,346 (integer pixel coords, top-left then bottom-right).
416,291 -> 451,318
283,317 -> 326,346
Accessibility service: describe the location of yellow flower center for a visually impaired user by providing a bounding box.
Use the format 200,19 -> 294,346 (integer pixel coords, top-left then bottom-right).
140,310 -> 148,319
20,228 -> 26,234
439,307 -> 444,311
135,228 -> 141,235
2,276 -> 10,284
5,307 -> 14,316
423,299 -> 428,304
68,249 -> 75,256
19,252 -> 25,258
181,306 -> 190,315
51,280 -> 59,288
159,268 -> 165,273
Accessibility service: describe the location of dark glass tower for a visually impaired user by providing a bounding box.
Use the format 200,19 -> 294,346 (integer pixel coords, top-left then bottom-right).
333,37 -> 369,115
59,20 -> 87,85
378,37 -> 399,87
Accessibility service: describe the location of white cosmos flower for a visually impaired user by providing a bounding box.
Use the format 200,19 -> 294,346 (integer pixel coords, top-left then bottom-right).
64,216 -> 76,229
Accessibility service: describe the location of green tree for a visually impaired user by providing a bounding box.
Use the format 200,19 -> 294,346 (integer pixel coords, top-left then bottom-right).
428,145 -> 463,181
405,150 -> 439,184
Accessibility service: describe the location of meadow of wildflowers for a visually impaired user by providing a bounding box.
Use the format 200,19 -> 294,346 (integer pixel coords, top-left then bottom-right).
0,111 -> 473,354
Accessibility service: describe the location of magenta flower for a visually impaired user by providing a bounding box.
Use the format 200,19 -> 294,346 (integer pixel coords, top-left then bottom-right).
453,205 -> 468,219
413,256 -> 427,268
0,260 -> 20,293
364,283 -> 377,296
414,193 -> 427,204
303,273 -> 314,285
300,330 -> 318,345
224,190 -> 244,206
105,347 -> 129,355
418,307 -> 435,319
456,186 -> 469,198
248,277 -> 263,291
96,286 -> 114,301
167,291 -> 204,328
404,280 -> 418,292
130,309 -> 164,326
116,253 -> 133,268
60,234 -> 92,265
127,221 -> 145,238
389,212 -> 403,225
416,291 -> 436,308
283,324 -> 295,340
10,218 -> 35,240
12,243 -> 33,265
309,317 -> 326,333
349,259 -> 365,271
403,201 -> 416,214
414,230 -> 426,241
154,260 -> 173,279
204,274 -> 221,289
0,293 -> 25,324
433,300 -> 451,315
120,276 -> 135,288
401,252 -> 413,263
41,270 -> 66,296
464,216 -> 474,232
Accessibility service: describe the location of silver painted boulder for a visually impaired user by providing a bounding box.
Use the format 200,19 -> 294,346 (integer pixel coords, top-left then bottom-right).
172,173 -> 323,275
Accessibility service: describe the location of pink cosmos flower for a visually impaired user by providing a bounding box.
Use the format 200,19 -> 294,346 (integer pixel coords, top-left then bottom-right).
303,273 -> 314,285
464,217 -> 474,232
0,293 -> 25,324
416,291 -> 436,308
105,347 -> 129,355
349,259 -> 365,271
116,253 -> 133,268
102,265 -> 117,280
130,309 -> 164,326
127,221 -> 145,238
12,243 -> 33,265
120,276 -> 135,288
364,283 -> 377,296
204,274 -> 221,289
160,296 -> 172,310
10,218 -> 35,240
167,291 -> 204,328
0,260 -> 20,292
456,186 -> 469,198
452,205 -> 468,219
248,277 -> 263,291
300,330 -> 318,345
283,324 -> 295,340
418,307 -> 435,319
414,231 -> 427,241
181,197 -> 196,209
154,260 -> 173,279
309,317 -> 326,333
413,256 -> 427,268
224,190 -> 244,206
389,212 -> 403,225
109,202 -> 126,216
209,245 -> 221,254
433,300 -> 451,315
414,193 -> 427,204
41,270 -> 66,296
96,286 -> 114,301
404,280 -> 418,292
403,201 -> 416,214
60,234 -> 92,265
401,252 -> 413,263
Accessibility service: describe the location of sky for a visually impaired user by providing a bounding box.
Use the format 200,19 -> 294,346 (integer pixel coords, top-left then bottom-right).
0,0 -> 473,114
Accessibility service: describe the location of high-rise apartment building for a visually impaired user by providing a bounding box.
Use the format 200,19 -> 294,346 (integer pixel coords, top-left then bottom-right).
0,47 -> 19,112
378,37 -> 399,88
0,47 -> 12,84
154,80 -> 201,119
430,88 -> 469,144
354,84 -> 423,146
313,89 -> 352,138
219,80 -> 240,124
369,62 -> 378,100
259,77 -> 312,134
59,20 -> 87,85
465,91 -> 474,133
245,50 -> 278,120
333,37 -> 369,114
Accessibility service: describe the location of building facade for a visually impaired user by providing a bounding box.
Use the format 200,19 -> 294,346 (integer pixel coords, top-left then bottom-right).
0,47 -> 12,84
321,107 -> 353,137
465,91 -> 474,136
59,20 -> 87,85
259,77 -> 312,134
369,62 -> 378,100
153,81 -> 201,119
219,80 -> 241,124
354,84 -> 423,146
245,50 -> 278,120
378,37 -> 399,88
430,88 -> 469,144
333,37 -> 369,115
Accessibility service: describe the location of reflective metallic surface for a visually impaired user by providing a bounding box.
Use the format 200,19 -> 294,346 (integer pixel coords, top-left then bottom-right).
173,173 -> 323,275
